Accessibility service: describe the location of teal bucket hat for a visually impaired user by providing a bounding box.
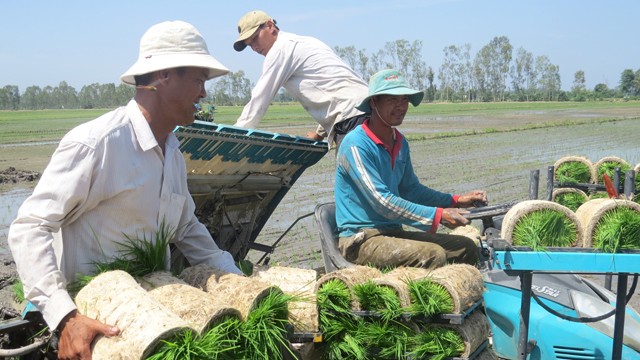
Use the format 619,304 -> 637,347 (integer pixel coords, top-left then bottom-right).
356,69 -> 424,113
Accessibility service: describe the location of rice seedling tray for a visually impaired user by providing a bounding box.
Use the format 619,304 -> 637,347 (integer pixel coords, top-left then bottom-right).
401,339 -> 489,360
350,297 -> 484,325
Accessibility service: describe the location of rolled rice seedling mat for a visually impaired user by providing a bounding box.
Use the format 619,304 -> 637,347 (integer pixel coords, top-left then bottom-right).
428,264 -> 485,315
179,263 -> 282,320
594,156 -> 630,185
575,198 -> 640,250
449,225 -> 482,245
407,324 -> 465,360
74,270 -> 195,360
316,278 -> 365,359
252,265 -> 319,332
500,200 -> 582,248
315,265 -> 383,310
552,187 -> 589,212
553,155 -> 595,184
352,280 -> 406,320
140,271 -> 241,334
439,310 -> 491,359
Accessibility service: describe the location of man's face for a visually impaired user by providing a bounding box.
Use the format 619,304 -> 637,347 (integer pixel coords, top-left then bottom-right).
372,94 -> 410,126
162,67 -> 208,127
244,21 -> 277,56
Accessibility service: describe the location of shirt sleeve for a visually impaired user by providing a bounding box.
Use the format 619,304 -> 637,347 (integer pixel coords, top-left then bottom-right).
173,179 -> 243,275
7,141 -> 94,330
234,43 -> 296,128
344,144 -> 451,233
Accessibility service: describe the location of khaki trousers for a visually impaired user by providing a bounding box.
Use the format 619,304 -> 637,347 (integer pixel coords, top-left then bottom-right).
339,228 -> 478,269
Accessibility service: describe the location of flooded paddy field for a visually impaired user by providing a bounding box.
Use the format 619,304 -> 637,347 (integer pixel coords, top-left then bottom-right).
1,104 -> 639,311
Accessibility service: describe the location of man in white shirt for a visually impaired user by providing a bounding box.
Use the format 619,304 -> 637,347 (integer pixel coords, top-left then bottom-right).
233,10 -> 369,149
8,20 -> 241,359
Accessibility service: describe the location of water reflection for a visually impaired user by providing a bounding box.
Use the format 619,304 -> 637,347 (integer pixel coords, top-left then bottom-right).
0,188 -> 31,255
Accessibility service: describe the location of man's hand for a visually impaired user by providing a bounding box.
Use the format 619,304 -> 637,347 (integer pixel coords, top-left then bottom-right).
456,190 -> 488,208
306,131 -> 325,141
441,208 -> 470,229
58,310 -> 120,360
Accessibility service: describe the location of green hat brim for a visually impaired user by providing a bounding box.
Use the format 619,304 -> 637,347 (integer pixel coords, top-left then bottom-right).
356,88 -> 424,113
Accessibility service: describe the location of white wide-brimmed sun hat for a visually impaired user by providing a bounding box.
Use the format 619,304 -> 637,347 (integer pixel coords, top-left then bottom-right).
121,20 -> 229,86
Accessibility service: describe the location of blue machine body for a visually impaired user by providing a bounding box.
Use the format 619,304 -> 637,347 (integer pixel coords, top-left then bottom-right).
483,269 -> 640,359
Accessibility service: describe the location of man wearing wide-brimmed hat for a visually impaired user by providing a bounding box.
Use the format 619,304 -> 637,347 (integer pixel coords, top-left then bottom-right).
8,20 -> 242,359
334,69 -> 488,270
232,10 -> 368,149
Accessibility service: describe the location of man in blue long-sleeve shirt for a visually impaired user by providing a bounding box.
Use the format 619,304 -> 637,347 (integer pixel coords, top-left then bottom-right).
335,69 -> 487,269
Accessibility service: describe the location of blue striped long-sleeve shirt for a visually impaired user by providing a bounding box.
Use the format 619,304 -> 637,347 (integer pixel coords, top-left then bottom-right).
335,121 -> 458,237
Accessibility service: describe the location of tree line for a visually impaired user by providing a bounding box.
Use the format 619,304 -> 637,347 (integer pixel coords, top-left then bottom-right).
1,35 -> 637,110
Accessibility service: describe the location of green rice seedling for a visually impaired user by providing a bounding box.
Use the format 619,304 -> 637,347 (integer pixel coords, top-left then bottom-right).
407,326 -> 465,360
593,207 -> 640,252
406,278 -> 454,318
146,329 -> 205,360
239,288 -> 296,360
115,221 -> 176,277
146,315 -> 243,360
197,315 -> 244,360
12,278 -> 24,303
355,319 -> 414,360
317,279 -> 366,360
511,209 -> 577,251
555,161 -> 591,184
597,161 -> 631,185
353,281 -> 403,321
68,221 -> 176,295
554,192 -> 587,212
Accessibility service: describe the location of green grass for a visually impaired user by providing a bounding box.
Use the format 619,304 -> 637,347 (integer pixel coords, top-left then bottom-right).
406,279 -> 454,318
353,281 -> 403,321
3,101 -> 640,145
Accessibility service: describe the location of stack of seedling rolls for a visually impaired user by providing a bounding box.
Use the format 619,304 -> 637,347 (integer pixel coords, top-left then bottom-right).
501,200 -> 582,250
315,264 -> 496,359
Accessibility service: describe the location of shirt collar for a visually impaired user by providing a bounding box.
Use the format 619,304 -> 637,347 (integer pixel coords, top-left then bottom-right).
125,100 -> 178,152
361,119 -> 403,157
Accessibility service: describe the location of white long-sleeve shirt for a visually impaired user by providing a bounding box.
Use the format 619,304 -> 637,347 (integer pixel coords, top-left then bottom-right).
235,31 -> 368,142
8,100 -> 241,330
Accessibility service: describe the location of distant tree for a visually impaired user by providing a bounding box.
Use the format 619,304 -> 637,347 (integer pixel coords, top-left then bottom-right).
424,66 -> 436,102
21,86 -> 43,109
473,36 -> 513,102
593,83 -> 612,100
571,70 -> 586,101
333,45 -> 358,70
619,69 -> 635,96
511,47 -> 534,101
535,55 -> 561,101
0,85 -> 20,110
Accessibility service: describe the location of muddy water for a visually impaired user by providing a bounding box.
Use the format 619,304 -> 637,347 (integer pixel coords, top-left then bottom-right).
0,188 -> 32,255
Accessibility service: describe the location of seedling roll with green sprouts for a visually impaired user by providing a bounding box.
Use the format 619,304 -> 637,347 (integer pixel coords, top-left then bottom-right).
502,200 -> 582,251
594,156 -> 630,187
576,198 -> 640,251
553,156 -> 595,184
552,188 -> 588,212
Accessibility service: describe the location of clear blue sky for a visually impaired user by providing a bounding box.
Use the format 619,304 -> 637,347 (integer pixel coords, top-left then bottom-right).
2,0 -> 637,92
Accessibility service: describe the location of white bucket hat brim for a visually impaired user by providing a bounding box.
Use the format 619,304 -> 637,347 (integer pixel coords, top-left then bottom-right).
121,21 -> 229,86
